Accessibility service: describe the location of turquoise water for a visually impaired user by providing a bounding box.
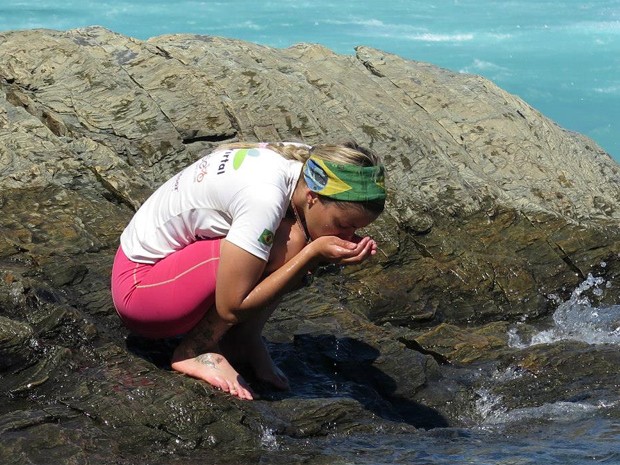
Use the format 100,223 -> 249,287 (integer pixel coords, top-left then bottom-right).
1,0 -> 619,162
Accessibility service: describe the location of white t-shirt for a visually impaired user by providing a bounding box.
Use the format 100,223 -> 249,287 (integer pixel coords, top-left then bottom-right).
120,146 -> 303,264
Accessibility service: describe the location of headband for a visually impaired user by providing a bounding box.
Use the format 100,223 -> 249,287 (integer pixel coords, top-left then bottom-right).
303,155 -> 386,202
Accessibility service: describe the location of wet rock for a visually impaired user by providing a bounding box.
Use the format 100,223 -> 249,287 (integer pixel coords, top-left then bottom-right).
3,345 -> 70,396
501,341 -> 620,409
0,316 -> 34,370
348,209 -> 620,327
0,27 -> 619,462
409,322 -> 513,365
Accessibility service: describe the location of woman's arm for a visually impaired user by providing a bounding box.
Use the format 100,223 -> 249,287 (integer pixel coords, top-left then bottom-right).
263,217 -> 307,277
215,235 -> 376,323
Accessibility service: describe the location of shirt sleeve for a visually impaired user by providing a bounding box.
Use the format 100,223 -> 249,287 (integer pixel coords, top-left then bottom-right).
224,183 -> 288,261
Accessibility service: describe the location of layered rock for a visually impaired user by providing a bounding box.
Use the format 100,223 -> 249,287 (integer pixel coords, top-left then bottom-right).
0,27 -> 619,463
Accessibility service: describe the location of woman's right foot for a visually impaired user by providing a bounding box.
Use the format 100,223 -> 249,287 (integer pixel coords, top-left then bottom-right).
171,350 -> 254,400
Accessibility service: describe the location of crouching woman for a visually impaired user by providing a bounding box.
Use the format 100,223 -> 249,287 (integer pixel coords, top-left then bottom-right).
111,141 -> 386,400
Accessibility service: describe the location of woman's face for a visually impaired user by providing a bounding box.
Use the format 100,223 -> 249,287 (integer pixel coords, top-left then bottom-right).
305,197 -> 379,241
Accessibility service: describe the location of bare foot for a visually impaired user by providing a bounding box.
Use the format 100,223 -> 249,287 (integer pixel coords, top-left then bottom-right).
171,351 -> 254,400
249,338 -> 290,390
222,334 -> 289,390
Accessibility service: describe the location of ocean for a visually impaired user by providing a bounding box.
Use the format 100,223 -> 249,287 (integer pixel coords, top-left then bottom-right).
0,0 -> 619,162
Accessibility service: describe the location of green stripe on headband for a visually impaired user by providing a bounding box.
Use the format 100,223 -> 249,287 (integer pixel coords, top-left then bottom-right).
303,155 -> 386,202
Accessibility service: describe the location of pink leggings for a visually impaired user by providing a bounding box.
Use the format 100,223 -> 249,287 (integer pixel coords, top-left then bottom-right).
111,239 -> 222,339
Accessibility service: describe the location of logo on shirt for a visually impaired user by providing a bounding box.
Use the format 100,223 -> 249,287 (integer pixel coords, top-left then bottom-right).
195,158 -> 209,182
214,148 -> 263,175
216,150 -> 233,175
233,148 -> 261,170
258,228 -> 274,247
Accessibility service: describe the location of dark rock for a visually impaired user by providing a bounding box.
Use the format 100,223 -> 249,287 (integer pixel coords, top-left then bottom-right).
0,27 -> 618,462
0,316 -> 34,371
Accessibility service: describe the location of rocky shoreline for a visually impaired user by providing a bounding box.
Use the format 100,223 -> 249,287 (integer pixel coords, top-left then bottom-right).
1,27 -> 619,463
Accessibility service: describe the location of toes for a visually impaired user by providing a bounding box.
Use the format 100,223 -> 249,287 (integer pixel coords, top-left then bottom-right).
239,386 -> 254,400
224,379 -> 236,394
226,379 -> 251,400
232,379 -> 254,400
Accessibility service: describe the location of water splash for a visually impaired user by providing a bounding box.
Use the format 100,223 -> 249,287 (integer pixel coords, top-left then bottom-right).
509,273 -> 620,348
331,336 -> 340,394
259,425 -> 278,451
472,368 -> 523,425
331,265 -> 346,395
474,367 -> 618,427
474,388 -> 507,425
480,398 -> 611,427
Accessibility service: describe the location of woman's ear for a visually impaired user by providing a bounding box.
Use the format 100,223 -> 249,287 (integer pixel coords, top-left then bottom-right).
306,191 -> 319,207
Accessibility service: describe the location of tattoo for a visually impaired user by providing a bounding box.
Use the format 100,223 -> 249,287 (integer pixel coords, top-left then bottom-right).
196,353 -> 223,370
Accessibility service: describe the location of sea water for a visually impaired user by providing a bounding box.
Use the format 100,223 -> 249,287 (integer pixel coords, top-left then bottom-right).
268,269 -> 620,465
1,0 -> 619,162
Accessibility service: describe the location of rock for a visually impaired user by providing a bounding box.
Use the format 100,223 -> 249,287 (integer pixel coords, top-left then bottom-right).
409,322 -> 513,365
0,27 -> 619,462
503,340 -> 620,409
0,316 -> 34,370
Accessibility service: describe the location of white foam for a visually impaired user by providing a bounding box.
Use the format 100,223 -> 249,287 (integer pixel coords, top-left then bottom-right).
489,33 -> 513,40
570,20 -> 620,34
475,377 -> 618,427
474,388 -> 506,424
509,273 -> 620,348
459,58 -> 513,80
462,58 -> 509,72
346,18 -> 388,28
594,85 -> 620,95
403,32 -> 474,42
321,18 -> 477,43
482,400 -> 609,426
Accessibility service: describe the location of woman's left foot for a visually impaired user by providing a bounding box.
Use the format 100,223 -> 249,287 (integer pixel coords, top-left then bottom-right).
221,334 -> 289,390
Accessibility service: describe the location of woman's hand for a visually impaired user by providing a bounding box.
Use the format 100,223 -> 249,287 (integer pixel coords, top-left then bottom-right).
308,235 -> 377,266
215,235 -> 377,323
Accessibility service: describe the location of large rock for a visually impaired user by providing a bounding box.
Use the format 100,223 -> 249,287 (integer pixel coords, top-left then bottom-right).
0,27 -> 619,463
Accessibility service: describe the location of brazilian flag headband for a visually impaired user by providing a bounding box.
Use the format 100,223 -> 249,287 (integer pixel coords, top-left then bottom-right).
303,155 -> 386,202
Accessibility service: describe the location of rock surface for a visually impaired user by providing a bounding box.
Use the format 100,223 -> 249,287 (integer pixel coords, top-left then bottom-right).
0,27 -> 619,464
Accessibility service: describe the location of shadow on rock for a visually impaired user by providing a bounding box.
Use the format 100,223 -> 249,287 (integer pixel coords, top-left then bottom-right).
123,332 -> 448,433
124,333 -> 179,370
264,334 -> 449,430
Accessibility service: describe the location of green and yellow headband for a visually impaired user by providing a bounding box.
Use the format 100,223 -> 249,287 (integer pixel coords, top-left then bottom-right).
303,155 -> 386,202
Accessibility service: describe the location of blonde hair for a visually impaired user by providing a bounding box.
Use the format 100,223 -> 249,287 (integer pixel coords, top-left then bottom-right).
215,141 -> 309,162
217,140 -> 386,213
217,140 -> 382,167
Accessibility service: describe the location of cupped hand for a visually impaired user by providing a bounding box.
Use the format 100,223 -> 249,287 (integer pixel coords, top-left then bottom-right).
309,235 -> 377,266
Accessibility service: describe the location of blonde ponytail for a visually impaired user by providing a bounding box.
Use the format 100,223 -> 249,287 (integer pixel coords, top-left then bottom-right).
215,141 -> 312,162
216,140 -> 381,167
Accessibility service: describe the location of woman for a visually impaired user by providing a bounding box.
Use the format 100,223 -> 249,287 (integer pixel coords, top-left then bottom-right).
111,141 -> 386,400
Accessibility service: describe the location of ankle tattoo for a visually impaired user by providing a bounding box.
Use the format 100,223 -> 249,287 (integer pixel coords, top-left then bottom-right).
196,353 -> 224,370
